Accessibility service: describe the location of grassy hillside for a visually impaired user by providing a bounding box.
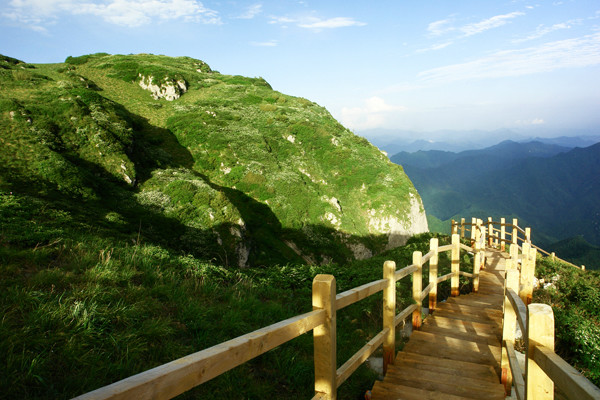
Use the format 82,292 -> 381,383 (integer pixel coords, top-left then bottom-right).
0,52 -> 429,399
1,52 -> 427,268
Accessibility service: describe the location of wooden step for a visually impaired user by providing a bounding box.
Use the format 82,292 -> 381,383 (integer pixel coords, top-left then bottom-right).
403,331 -> 501,372
435,302 -> 503,318
421,323 -> 501,346
432,309 -> 502,328
444,296 -> 502,309
382,365 -> 505,399
371,381 -> 476,400
394,351 -> 499,382
422,315 -> 500,338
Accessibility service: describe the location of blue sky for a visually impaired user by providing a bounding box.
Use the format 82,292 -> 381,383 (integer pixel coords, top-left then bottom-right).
2,0 -> 599,138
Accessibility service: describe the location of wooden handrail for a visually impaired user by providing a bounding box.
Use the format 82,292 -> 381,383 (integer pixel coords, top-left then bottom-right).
506,288 -> 526,335
533,345 -> 600,400
71,224 -> 503,400
73,309 -> 327,400
505,341 -> 525,400
336,279 -> 387,311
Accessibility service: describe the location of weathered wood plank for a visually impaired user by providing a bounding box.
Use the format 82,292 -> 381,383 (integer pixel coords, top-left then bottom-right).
335,279 -> 386,311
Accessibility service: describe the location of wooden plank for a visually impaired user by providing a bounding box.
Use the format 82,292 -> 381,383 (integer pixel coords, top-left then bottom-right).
395,264 -> 419,282
73,309 -> 327,400
403,331 -> 501,368
436,302 -> 503,317
395,304 -> 418,327
371,381 -> 475,400
421,323 -> 501,346
335,278 -> 386,310
313,275 -> 336,400
336,328 -> 387,387
432,309 -> 502,328
383,261 -> 396,375
505,341 -> 525,400
438,244 -> 453,253
507,288 -> 527,335
533,345 -> 600,400
526,304 -> 554,400
423,315 -> 500,339
395,351 -> 499,382
383,366 -> 505,399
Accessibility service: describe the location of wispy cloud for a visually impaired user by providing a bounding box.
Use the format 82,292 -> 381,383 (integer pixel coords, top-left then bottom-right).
235,3 -> 262,20
460,11 -> 525,36
340,96 -> 406,130
427,19 -> 455,36
250,40 -> 277,47
3,0 -> 222,29
513,21 -> 578,43
269,15 -> 365,30
417,41 -> 454,53
418,33 -> 600,83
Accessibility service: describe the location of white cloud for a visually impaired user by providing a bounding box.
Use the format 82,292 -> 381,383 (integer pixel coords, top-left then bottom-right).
418,33 -> 600,83
515,118 -> 546,125
340,97 -> 406,130
236,4 -> 262,20
513,21 -> 576,43
427,19 -> 454,36
250,40 -> 277,47
417,41 -> 453,53
269,15 -> 365,30
460,11 -> 525,36
3,0 -> 221,29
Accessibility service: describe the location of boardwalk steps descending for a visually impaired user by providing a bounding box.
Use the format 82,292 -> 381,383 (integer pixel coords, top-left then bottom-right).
371,249 -> 508,400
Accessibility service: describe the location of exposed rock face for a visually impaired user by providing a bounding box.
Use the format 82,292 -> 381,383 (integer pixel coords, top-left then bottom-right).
367,193 -> 429,249
138,74 -> 187,101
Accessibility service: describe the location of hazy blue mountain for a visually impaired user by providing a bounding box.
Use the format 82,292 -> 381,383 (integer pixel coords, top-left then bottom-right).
392,141 -> 600,260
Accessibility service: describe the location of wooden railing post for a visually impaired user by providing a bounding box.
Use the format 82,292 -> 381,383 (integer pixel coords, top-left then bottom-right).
451,234 -> 460,297
473,240 -> 481,293
526,227 -> 532,244
526,304 -> 555,400
520,242 -> 531,304
429,238 -> 439,310
313,274 -> 337,400
382,261 -> 396,376
512,218 -> 518,245
488,217 -> 494,247
520,247 -> 536,305
501,268 -> 519,394
412,251 -> 423,330
510,243 -> 519,270
500,218 -> 506,251
451,219 -> 457,234
471,217 -> 477,244
460,218 -> 465,238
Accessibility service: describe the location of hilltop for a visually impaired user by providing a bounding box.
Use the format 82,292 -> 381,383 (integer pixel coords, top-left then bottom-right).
0,53 -> 427,268
0,53 -> 428,399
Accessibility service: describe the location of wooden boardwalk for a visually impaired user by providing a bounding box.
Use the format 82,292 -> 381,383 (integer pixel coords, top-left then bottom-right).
371,249 -> 508,400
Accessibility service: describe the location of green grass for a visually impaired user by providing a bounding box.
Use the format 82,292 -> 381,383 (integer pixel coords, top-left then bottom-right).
533,255 -> 600,386
0,52 -> 431,399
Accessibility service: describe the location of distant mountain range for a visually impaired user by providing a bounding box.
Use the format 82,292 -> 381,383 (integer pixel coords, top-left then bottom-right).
359,127 -> 600,154
390,140 -> 600,269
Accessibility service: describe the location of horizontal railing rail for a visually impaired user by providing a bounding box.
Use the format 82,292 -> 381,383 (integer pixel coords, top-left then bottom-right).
452,217 -> 585,270
74,233 -> 481,400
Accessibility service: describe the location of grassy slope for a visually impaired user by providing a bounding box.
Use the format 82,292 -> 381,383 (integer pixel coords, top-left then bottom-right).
0,53 -> 427,399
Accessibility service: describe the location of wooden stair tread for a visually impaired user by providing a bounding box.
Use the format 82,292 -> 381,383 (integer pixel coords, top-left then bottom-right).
432,309 -> 502,327
421,315 -> 500,338
395,351 -> 499,381
403,331 -> 501,373
372,381 -> 479,400
381,366 -> 505,399
421,323 -> 501,345
435,302 -> 503,317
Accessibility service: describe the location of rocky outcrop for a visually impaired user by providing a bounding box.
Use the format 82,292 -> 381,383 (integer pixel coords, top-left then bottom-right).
367,192 -> 429,249
138,74 -> 187,101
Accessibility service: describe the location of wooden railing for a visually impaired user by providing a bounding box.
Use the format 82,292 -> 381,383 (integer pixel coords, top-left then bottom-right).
73,234 -> 481,400
451,217 -> 585,270
454,216 -> 600,399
